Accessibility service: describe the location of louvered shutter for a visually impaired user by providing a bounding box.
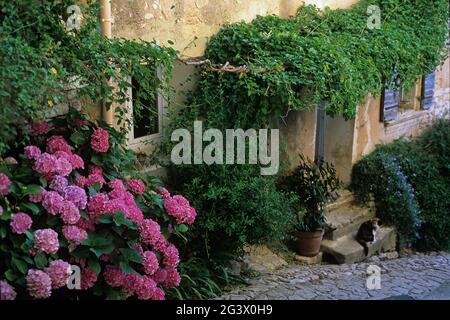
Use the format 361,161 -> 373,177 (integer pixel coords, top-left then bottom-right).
421,72 -> 435,110
380,85 -> 400,122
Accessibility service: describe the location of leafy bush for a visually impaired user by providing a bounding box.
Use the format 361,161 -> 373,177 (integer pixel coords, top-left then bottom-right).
0,109 -> 197,300
0,0 -> 176,156
278,154 -> 342,232
351,120 -> 450,250
167,164 -> 298,260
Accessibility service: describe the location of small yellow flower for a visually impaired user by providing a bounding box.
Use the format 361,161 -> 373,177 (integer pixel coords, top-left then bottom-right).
47,100 -> 54,107
51,67 -> 58,76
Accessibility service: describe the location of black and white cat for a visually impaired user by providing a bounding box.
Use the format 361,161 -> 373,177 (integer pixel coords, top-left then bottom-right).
356,218 -> 380,257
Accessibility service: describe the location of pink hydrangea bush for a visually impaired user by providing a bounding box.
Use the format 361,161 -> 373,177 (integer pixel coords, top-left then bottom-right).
0,109 -> 196,300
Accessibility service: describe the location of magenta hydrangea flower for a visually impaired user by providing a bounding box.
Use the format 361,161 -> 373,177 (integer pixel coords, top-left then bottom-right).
103,265 -> 125,287
26,269 -> 52,299
42,191 -> 65,215
158,187 -> 171,199
34,229 -> 59,254
90,128 -> 109,153
121,272 -> 143,297
31,121 -> 49,136
46,136 -> 72,154
80,268 -> 97,290
69,154 -> 84,170
152,287 -> 165,300
87,193 -> 109,217
24,145 -> 42,160
33,153 -> 58,179
138,219 -> 167,252
60,201 -> 80,225
73,176 -> 87,188
142,251 -> 159,275
0,173 -> 11,195
164,194 -> 197,225
75,217 -> 95,232
163,244 -> 179,269
63,185 -> 87,210
153,268 -> 167,284
127,179 -> 146,195
62,225 -> 88,244
163,268 -> 181,288
49,176 -> 68,194
45,260 -> 71,289
136,276 -> 157,300
10,212 -> 32,234
0,280 -> 17,300
85,173 -> 105,189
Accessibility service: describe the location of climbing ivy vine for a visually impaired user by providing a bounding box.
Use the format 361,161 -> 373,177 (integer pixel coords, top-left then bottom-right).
0,0 -> 177,155
187,0 -> 449,129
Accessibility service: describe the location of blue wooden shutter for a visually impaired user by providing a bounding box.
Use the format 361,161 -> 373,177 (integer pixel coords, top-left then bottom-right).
421,72 -> 435,110
380,85 -> 400,122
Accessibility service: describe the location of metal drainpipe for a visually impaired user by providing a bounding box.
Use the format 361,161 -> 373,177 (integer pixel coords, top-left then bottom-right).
99,0 -> 114,126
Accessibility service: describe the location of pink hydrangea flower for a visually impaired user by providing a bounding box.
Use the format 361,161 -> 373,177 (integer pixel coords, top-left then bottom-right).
163,244 -> 179,269
0,173 -> 11,195
60,201 -> 81,225
87,193 -> 109,217
31,121 -> 49,135
55,157 -> 72,177
109,179 -> 125,191
46,136 -> 71,154
41,191 -> 65,215
152,287 -> 165,300
142,251 -> 159,275
0,280 -> 17,300
85,173 -> 105,188
136,276 -> 157,300
164,194 -> 197,225
127,179 -> 146,195
80,268 -> 97,290
33,153 -> 58,179
29,187 -> 45,203
89,166 -> 103,176
10,212 -> 32,234
163,268 -> 181,288
158,187 -> 171,199
138,219 -> 167,252
75,217 -> 95,232
45,260 -> 71,289
34,229 -> 59,254
24,145 -> 42,160
103,265 -> 125,287
62,225 -> 88,244
90,128 -> 109,153
69,154 -> 84,170
153,268 -> 167,284
26,269 -> 52,299
49,176 -> 68,194
121,273 -> 143,297
63,185 -> 87,210
73,176 -> 87,188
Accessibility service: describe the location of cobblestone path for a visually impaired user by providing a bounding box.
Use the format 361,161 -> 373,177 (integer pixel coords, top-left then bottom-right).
219,252 -> 450,300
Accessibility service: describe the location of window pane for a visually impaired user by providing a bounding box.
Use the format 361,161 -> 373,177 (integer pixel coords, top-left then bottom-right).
132,77 -> 159,139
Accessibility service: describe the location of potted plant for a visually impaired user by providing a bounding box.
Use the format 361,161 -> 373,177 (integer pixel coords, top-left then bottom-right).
280,154 -> 341,256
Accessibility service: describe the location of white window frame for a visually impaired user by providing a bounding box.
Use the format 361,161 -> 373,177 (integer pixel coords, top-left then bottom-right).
124,68 -> 166,154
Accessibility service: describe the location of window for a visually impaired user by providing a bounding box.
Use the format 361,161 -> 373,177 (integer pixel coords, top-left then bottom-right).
421,72 -> 435,110
125,68 -> 165,153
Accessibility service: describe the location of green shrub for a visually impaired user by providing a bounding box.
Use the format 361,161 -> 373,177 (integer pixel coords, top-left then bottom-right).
167,164 -> 298,260
351,120 -> 450,250
279,154 -> 342,232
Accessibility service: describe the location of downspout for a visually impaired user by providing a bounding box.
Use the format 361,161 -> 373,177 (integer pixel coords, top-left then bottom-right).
99,0 -> 115,126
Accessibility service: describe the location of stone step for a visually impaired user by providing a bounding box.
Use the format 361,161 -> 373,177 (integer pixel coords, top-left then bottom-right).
324,205 -> 376,240
320,226 -> 397,264
325,189 -> 354,213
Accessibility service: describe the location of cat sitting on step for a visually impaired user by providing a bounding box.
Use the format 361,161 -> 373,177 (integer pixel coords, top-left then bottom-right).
356,218 -> 380,257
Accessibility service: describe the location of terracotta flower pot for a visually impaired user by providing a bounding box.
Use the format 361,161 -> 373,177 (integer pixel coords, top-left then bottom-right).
296,229 -> 324,257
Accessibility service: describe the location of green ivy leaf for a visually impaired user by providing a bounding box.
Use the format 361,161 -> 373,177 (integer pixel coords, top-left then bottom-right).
113,211 -> 137,230
119,248 -> 142,264
176,224 -> 189,233
70,131 -> 86,145
23,184 -> 42,196
0,226 -> 6,239
88,256 -> 101,275
21,202 -> 41,215
4,269 -> 17,282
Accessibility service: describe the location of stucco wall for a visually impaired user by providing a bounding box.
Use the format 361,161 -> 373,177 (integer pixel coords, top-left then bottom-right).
111,0 -> 358,57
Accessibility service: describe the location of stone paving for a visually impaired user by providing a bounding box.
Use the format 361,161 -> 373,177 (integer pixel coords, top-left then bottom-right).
219,252 -> 450,300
